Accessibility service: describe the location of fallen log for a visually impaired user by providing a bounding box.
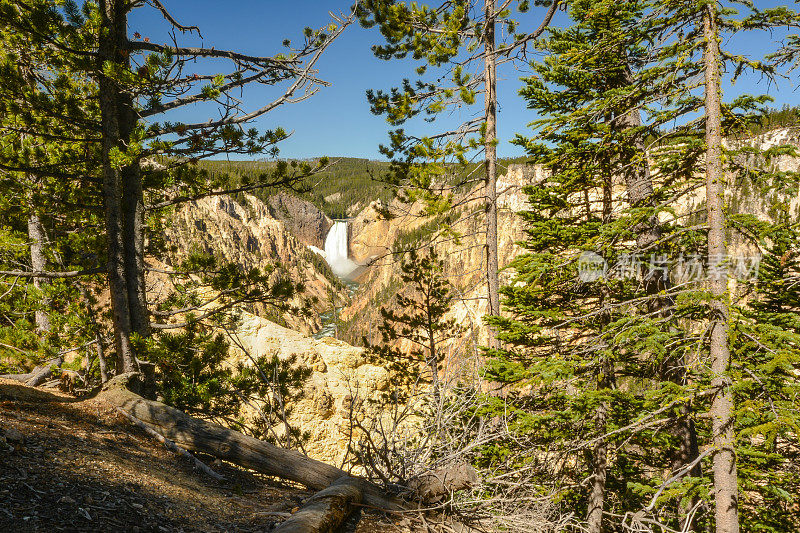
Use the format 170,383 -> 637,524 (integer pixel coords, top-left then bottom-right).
98,373 -> 404,511
113,406 -> 225,481
273,477 -> 362,533
24,356 -> 63,387
0,373 -> 31,383
1,357 -> 63,387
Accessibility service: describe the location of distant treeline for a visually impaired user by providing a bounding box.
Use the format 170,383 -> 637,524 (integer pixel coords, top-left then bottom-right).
196,157 -> 392,218
197,155 -> 533,219
192,104 -> 800,219
749,104 -> 800,134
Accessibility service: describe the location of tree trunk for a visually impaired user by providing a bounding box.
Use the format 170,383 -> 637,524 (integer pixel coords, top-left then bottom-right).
273,477 -> 363,533
586,358 -> 612,533
619,110 -> 660,252
586,434 -> 607,533
99,373 -> 404,511
121,117 -> 149,340
115,406 -> 224,480
426,287 -> 440,404
483,0 -> 500,349
617,71 -> 700,530
407,462 -> 477,503
28,213 -> 51,334
673,408 -> 702,529
98,0 -> 142,374
96,332 -> 109,383
703,6 -> 739,533
19,56 -> 51,337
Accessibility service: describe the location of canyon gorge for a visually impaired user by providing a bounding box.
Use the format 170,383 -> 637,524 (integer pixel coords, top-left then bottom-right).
150,128 -> 800,464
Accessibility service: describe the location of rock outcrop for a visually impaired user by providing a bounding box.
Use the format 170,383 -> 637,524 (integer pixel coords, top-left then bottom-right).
265,192 -> 334,249
229,313 -> 392,467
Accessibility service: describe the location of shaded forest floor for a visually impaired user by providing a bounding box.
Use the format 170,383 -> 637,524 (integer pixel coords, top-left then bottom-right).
0,378 -> 406,532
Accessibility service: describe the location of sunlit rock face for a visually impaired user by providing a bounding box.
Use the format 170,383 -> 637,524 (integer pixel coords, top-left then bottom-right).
349,199 -> 402,265
264,192 -> 333,249
342,164 -> 536,353
229,313 -> 393,466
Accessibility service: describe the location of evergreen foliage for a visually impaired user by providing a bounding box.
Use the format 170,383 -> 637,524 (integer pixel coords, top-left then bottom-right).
365,248 -> 462,403
483,1 -> 800,531
149,323 -> 312,447
0,0 -> 104,370
0,0 -> 346,451
2,1 -> 800,530
730,226 -> 800,531
357,0 -> 560,343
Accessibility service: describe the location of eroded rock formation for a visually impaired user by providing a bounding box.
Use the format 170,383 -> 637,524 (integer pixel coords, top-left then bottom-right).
164,194 -> 343,334
342,164 -> 540,352
229,313 -> 392,466
265,192 -> 334,249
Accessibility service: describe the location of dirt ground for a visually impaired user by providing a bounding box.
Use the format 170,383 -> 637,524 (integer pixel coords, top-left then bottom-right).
0,378 -> 406,532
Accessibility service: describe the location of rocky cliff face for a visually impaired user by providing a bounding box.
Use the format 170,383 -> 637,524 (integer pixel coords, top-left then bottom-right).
344,129 -> 800,355
156,192 -> 412,466
348,198 -> 424,264
264,193 -> 334,249
341,164 -> 540,353
163,194 -> 343,334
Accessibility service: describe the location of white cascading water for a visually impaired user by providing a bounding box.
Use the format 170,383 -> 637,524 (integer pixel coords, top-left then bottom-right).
321,221 -> 357,278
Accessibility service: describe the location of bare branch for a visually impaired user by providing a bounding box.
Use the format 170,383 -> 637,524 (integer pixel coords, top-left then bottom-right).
127,40 -> 299,69
146,0 -> 203,38
0,268 -> 105,279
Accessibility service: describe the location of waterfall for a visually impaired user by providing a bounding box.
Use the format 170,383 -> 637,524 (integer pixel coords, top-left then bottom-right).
324,221 -> 348,264
321,221 -> 357,278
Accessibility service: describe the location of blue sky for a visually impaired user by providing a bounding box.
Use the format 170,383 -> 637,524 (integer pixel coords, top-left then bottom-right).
130,1 -> 800,161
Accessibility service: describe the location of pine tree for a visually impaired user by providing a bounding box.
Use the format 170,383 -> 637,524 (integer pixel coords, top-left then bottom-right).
1,1 -> 351,384
485,3 -> 690,528
355,247 -> 465,485
729,226 -> 800,531
358,0 -> 560,347
366,247 -> 463,404
150,322 -> 312,448
0,0 -> 105,378
90,0 -> 349,373
485,1 -> 800,531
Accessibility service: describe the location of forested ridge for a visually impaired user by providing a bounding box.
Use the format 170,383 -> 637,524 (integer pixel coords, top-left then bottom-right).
198,155 -> 530,219
2,2 -> 800,533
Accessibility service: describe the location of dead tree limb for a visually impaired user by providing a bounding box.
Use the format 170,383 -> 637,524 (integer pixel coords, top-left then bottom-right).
24,356 -> 63,387
0,373 -> 31,382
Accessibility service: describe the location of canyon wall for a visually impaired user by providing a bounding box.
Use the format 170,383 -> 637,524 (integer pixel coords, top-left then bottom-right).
341,163 -> 545,355
264,192 -> 334,249
163,194 -> 343,334
153,130 -> 800,462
